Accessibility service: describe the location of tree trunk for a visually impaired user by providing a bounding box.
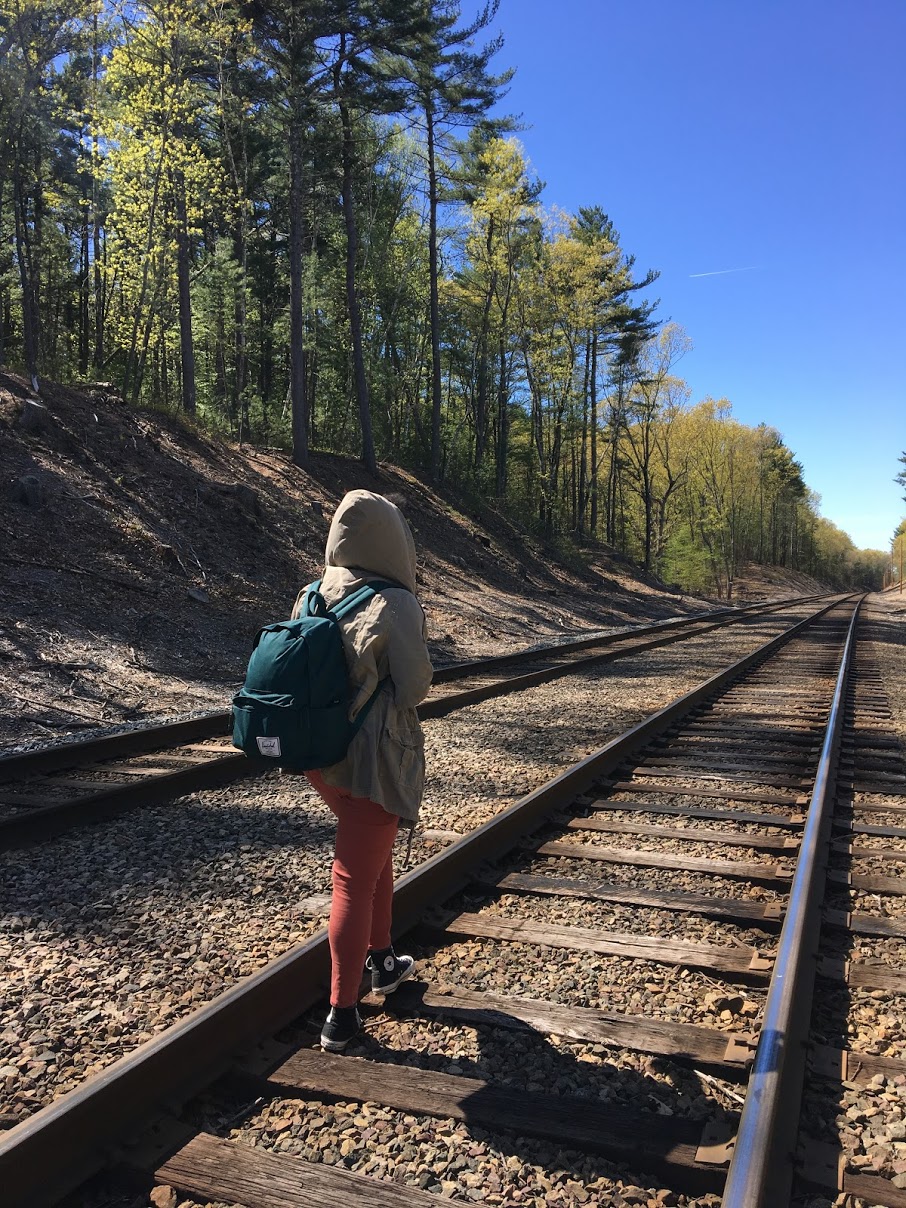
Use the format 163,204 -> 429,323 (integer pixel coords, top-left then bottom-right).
123,113 -> 169,402
134,252 -> 167,400
308,320 -> 319,447
589,332 -> 599,536
12,168 -> 39,391
92,12 -> 105,374
336,45 -> 376,477
472,221 -> 496,472
261,226 -> 276,408
643,464 -> 653,569
426,101 -> 443,483
339,106 -> 376,475
78,210 -> 90,376
606,427 -> 619,545
234,223 -> 248,439
577,336 -> 590,537
288,115 -> 308,468
220,57 -> 249,445
32,149 -> 44,371
495,333 -> 508,497
173,170 -> 196,415
160,309 -> 169,407
214,305 -> 228,415
0,179 -> 7,366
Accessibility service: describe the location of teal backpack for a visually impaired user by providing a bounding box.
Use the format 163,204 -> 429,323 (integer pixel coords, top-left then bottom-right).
231,579 -> 396,771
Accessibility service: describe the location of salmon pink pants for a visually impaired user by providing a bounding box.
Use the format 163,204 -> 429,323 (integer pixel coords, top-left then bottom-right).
307,771 -> 399,1009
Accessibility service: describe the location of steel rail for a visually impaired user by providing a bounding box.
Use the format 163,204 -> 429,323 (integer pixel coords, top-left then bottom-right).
0,594 -> 829,777
721,597 -> 862,1208
0,595 -> 845,1208
419,596 -> 834,719
0,596 -> 835,850
428,594 -> 827,683
0,753 -> 250,849
0,713 -> 232,780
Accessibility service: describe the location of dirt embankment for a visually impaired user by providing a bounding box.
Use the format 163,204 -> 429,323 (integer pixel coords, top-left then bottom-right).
0,370 -> 821,748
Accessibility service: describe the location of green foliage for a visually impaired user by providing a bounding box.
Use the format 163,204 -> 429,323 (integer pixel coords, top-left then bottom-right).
660,528 -> 718,597
0,0 -> 882,592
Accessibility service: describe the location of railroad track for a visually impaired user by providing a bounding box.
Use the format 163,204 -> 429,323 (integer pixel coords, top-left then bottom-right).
5,593 -> 902,1206
783,611 -> 906,1208
0,594 -> 828,850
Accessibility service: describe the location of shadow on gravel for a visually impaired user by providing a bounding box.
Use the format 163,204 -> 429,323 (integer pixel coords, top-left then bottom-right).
792,826 -> 896,1204
179,974 -> 735,1205
213,873 -> 743,1198
0,782 -> 338,935
860,614 -> 906,651
9,790 -> 744,1203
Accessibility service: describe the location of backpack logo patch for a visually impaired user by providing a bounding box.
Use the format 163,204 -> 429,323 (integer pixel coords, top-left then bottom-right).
256,736 -> 282,758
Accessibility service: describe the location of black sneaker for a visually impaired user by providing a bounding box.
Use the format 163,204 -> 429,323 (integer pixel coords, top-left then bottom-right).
366,948 -> 416,995
319,1005 -> 361,1052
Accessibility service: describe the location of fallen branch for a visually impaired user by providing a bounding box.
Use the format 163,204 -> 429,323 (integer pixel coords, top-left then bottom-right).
694,1069 -> 746,1105
12,690 -> 104,721
17,715 -> 96,730
0,553 -> 159,596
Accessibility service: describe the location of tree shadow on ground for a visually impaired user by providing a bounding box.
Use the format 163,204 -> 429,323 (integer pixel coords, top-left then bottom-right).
0,781 -> 338,936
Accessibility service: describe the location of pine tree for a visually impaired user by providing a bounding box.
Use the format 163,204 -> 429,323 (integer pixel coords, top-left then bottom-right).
244,0 -> 327,466
574,206 -> 659,542
1,0 -> 92,391
320,0 -> 429,476
398,0 -> 512,481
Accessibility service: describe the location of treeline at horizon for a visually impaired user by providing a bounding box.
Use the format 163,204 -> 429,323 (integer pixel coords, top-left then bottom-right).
1,0 -> 889,595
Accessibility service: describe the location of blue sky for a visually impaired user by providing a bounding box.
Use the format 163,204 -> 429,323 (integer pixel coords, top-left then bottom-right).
486,0 -> 905,551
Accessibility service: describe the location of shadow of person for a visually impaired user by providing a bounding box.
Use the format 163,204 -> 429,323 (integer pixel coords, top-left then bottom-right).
247,876 -> 747,1201
342,947 -> 740,1197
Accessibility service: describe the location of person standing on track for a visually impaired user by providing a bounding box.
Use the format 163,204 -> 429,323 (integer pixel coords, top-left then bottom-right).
293,489 -> 433,1052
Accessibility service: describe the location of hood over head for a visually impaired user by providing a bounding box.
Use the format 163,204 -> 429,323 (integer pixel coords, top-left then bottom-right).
324,490 -> 417,593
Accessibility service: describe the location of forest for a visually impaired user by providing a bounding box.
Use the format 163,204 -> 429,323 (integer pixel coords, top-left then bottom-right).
0,0 -> 891,596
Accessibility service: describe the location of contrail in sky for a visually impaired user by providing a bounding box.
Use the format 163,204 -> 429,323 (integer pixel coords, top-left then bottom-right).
689,266 -> 758,278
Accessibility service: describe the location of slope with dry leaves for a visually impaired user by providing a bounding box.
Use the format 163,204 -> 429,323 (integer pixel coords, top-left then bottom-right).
0,371 -> 824,748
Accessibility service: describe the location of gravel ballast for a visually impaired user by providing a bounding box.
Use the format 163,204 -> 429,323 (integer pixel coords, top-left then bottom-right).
0,603 -> 826,1128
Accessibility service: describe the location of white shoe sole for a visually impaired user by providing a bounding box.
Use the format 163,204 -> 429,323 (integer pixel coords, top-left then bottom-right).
320,1033 -> 354,1052
320,1009 -> 361,1051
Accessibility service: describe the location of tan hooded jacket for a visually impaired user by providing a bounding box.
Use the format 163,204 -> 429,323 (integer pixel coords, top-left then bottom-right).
291,490 -> 433,821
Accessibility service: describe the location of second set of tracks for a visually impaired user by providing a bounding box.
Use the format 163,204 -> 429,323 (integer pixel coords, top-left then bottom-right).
0,594 -> 826,849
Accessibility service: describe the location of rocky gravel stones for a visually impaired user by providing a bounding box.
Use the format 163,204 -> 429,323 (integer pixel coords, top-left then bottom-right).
5,596 -> 906,1207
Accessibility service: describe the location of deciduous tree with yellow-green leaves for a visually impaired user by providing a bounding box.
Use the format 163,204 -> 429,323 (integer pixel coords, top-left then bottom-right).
101,0 -> 238,411
0,0 -> 886,591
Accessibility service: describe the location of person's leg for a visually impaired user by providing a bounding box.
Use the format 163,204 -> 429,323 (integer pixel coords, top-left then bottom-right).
362,839 -> 415,994
368,841 -> 395,953
308,771 -> 398,1009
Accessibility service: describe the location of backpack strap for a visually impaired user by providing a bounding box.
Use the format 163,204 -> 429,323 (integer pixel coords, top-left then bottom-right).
330,579 -> 406,734
301,578 -> 403,620
300,580 -> 327,618
330,578 -> 402,620
349,681 -> 385,736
